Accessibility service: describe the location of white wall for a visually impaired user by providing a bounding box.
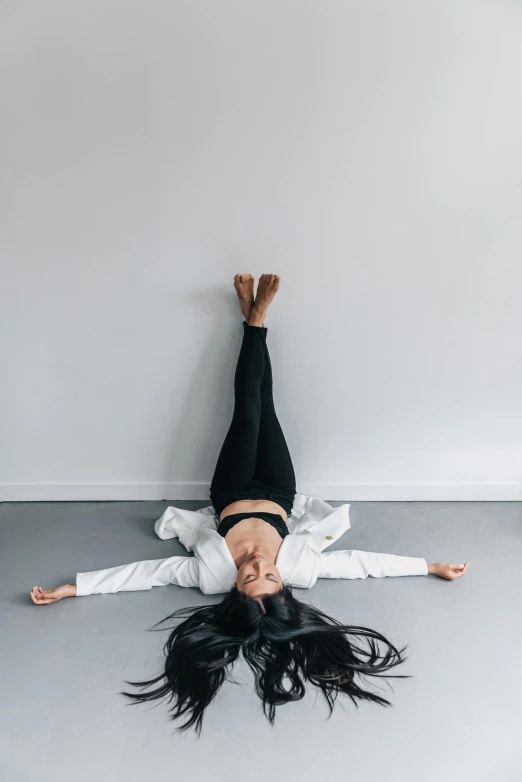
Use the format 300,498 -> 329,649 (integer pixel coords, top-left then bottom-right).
2,0 -> 522,502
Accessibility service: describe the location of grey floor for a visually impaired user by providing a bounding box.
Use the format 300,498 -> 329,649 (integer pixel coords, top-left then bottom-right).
1,500 -> 521,782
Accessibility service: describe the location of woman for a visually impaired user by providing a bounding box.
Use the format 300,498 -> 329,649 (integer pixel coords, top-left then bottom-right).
31,273 -> 470,734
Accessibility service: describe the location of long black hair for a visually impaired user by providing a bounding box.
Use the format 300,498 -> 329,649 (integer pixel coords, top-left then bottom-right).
120,585 -> 411,734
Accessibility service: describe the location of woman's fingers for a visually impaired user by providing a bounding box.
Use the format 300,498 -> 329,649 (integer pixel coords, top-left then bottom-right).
30,586 -> 57,604
450,562 -> 470,578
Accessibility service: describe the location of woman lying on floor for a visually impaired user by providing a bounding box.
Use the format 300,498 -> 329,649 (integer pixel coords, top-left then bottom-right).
30,274 -> 470,734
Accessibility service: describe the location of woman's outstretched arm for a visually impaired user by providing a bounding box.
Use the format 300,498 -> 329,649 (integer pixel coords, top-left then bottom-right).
30,555 -> 200,605
319,549 -> 470,581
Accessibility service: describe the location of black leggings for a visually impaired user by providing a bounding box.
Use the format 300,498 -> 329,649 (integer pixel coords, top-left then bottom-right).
209,321 -> 296,519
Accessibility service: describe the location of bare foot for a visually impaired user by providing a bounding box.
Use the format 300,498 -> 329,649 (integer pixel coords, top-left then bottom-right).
249,274 -> 280,326
234,274 -> 255,321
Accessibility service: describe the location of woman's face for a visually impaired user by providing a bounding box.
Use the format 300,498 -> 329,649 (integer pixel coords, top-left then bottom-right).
236,553 -> 283,597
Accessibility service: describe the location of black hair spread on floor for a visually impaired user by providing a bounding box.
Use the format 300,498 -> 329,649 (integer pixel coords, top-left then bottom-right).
119,585 -> 411,735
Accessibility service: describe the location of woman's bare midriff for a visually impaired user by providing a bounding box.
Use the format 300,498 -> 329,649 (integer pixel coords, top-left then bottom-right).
219,498 -> 288,522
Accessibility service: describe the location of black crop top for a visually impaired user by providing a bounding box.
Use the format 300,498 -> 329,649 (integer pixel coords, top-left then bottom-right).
217,511 -> 289,540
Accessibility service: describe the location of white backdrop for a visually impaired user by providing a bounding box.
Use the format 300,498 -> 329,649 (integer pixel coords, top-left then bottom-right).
2,0 -> 522,501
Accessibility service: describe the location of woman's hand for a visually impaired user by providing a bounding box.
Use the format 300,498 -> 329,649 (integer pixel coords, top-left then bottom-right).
428,562 -> 470,580
30,584 -> 77,604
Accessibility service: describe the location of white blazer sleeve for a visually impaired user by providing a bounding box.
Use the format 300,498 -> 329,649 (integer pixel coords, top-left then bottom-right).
319,549 -> 428,579
76,555 -> 199,596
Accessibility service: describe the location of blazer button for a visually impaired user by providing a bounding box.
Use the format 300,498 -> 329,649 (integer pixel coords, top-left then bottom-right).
325,535 -> 333,540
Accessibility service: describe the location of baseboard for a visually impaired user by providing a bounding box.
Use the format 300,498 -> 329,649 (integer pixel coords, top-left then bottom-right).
1,481 -> 521,502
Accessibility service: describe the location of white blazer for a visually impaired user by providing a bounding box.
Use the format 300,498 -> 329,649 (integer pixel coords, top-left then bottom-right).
76,494 -> 428,597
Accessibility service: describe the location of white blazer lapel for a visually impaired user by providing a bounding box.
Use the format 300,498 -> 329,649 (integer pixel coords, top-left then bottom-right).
195,529 -> 238,593
276,536 -> 322,589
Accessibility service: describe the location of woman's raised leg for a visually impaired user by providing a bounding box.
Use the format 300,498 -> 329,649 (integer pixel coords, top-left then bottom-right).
247,275 -> 295,490
210,321 -> 267,493
254,327 -> 296,491
210,275 -> 284,505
